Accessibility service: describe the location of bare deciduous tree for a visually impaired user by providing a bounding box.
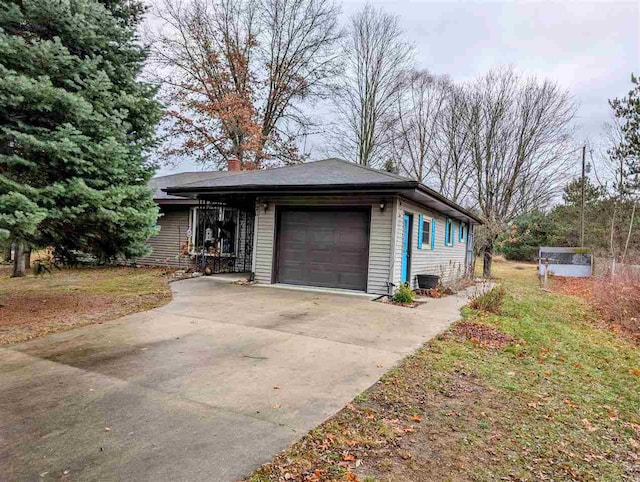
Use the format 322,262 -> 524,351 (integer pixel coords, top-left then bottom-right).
330,4 -> 413,167
466,68 -> 577,277
392,71 -> 472,203
432,85 -> 474,203
393,71 -> 447,182
149,0 -> 342,169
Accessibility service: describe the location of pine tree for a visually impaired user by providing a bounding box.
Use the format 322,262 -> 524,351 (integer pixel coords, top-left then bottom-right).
610,74 -> 640,261
0,0 -> 161,276
610,74 -> 640,195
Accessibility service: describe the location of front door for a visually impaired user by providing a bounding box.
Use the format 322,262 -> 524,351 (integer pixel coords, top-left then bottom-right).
401,213 -> 412,284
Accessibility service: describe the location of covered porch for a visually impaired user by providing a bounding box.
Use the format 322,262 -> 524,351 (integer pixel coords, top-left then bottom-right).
189,196 -> 256,275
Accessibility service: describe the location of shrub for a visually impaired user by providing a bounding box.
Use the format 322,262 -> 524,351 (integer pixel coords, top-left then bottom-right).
393,284 -> 415,303
469,286 -> 506,314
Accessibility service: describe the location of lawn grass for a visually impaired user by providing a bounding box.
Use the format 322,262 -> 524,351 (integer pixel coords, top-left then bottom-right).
0,265 -> 172,345
248,260 -> 640,481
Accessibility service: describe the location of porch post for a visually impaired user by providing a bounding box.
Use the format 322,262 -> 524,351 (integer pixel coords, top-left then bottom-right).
251,198 -> 259,280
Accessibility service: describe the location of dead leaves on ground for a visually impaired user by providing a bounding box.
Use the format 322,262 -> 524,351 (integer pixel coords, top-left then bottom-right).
452,321 -> 516,349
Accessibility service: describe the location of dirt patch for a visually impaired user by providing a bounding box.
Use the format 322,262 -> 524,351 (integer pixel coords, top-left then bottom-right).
0,266 -> 172,345
451,321 -> 516,349
0,292 -> 167,345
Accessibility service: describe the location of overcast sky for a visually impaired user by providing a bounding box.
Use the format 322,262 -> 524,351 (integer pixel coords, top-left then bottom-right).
154,0 -> 640,177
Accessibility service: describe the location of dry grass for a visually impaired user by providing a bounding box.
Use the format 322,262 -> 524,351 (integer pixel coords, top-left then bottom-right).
247,261 -> 640,482
552,270 -> 640,342
0,265 -> 173,345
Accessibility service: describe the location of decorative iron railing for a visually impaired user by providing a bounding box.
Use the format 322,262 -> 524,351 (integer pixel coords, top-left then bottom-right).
193,199 -> 255,274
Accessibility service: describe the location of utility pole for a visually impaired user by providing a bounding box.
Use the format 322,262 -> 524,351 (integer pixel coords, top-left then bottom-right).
580,145 -> 586,247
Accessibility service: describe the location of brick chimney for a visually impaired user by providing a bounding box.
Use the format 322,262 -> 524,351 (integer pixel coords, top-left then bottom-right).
227,158 -> 241,172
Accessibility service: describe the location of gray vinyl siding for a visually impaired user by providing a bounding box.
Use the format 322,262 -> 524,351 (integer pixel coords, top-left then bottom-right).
254,202 -> 275,283
137,206 -> 193,268
252,196 -> 394,295
393,198 -> 468,289
367,199 -> 394,295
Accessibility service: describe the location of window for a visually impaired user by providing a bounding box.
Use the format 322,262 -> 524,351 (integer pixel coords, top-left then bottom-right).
189,207 -> 238,256
445,218 -> 455,246
459,222 -> 466,242
418,214 -> 432,249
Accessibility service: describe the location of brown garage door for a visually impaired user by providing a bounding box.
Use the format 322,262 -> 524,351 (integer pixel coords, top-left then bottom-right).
275,208 -> 370,291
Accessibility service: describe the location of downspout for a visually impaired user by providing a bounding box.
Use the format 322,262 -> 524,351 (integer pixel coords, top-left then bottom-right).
467,224 -> 476,278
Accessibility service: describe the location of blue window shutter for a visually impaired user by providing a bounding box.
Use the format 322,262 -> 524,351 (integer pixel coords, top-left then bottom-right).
417,214 -> 423,249
431,219 -> 436,250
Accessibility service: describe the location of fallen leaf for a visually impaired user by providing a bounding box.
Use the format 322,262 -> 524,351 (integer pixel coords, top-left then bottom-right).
398,450 -> 412,460
104,427 -> 111,432
581,418 -> 597,432
411,414 -> 422,423
342,452 -> 356,461
272,404 -> 281,409
273,385 -> 281,390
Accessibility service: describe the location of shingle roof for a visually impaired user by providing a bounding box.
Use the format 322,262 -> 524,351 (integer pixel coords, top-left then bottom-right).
162,158 -> 483,224
169,158 -> 415,190
150,171 -> 236,200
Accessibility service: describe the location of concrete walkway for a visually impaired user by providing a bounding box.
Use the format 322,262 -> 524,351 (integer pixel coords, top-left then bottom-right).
0,278 -> 481,482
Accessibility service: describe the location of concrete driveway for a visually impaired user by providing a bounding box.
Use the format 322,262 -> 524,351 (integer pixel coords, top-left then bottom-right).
0,278 -> 471,482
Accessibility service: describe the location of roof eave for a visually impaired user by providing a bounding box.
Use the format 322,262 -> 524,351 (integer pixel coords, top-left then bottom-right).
163,181 -> 418,195
414,185 -> 483,224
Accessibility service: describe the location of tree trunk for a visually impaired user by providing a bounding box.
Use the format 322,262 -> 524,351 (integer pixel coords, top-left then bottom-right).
12,240 -> 26,278
482,246 -> 492,278
24,248 -> 31,270
622,201 -> 636,264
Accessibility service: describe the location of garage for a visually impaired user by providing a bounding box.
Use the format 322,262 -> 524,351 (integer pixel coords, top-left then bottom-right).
275,208 -> 370,291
